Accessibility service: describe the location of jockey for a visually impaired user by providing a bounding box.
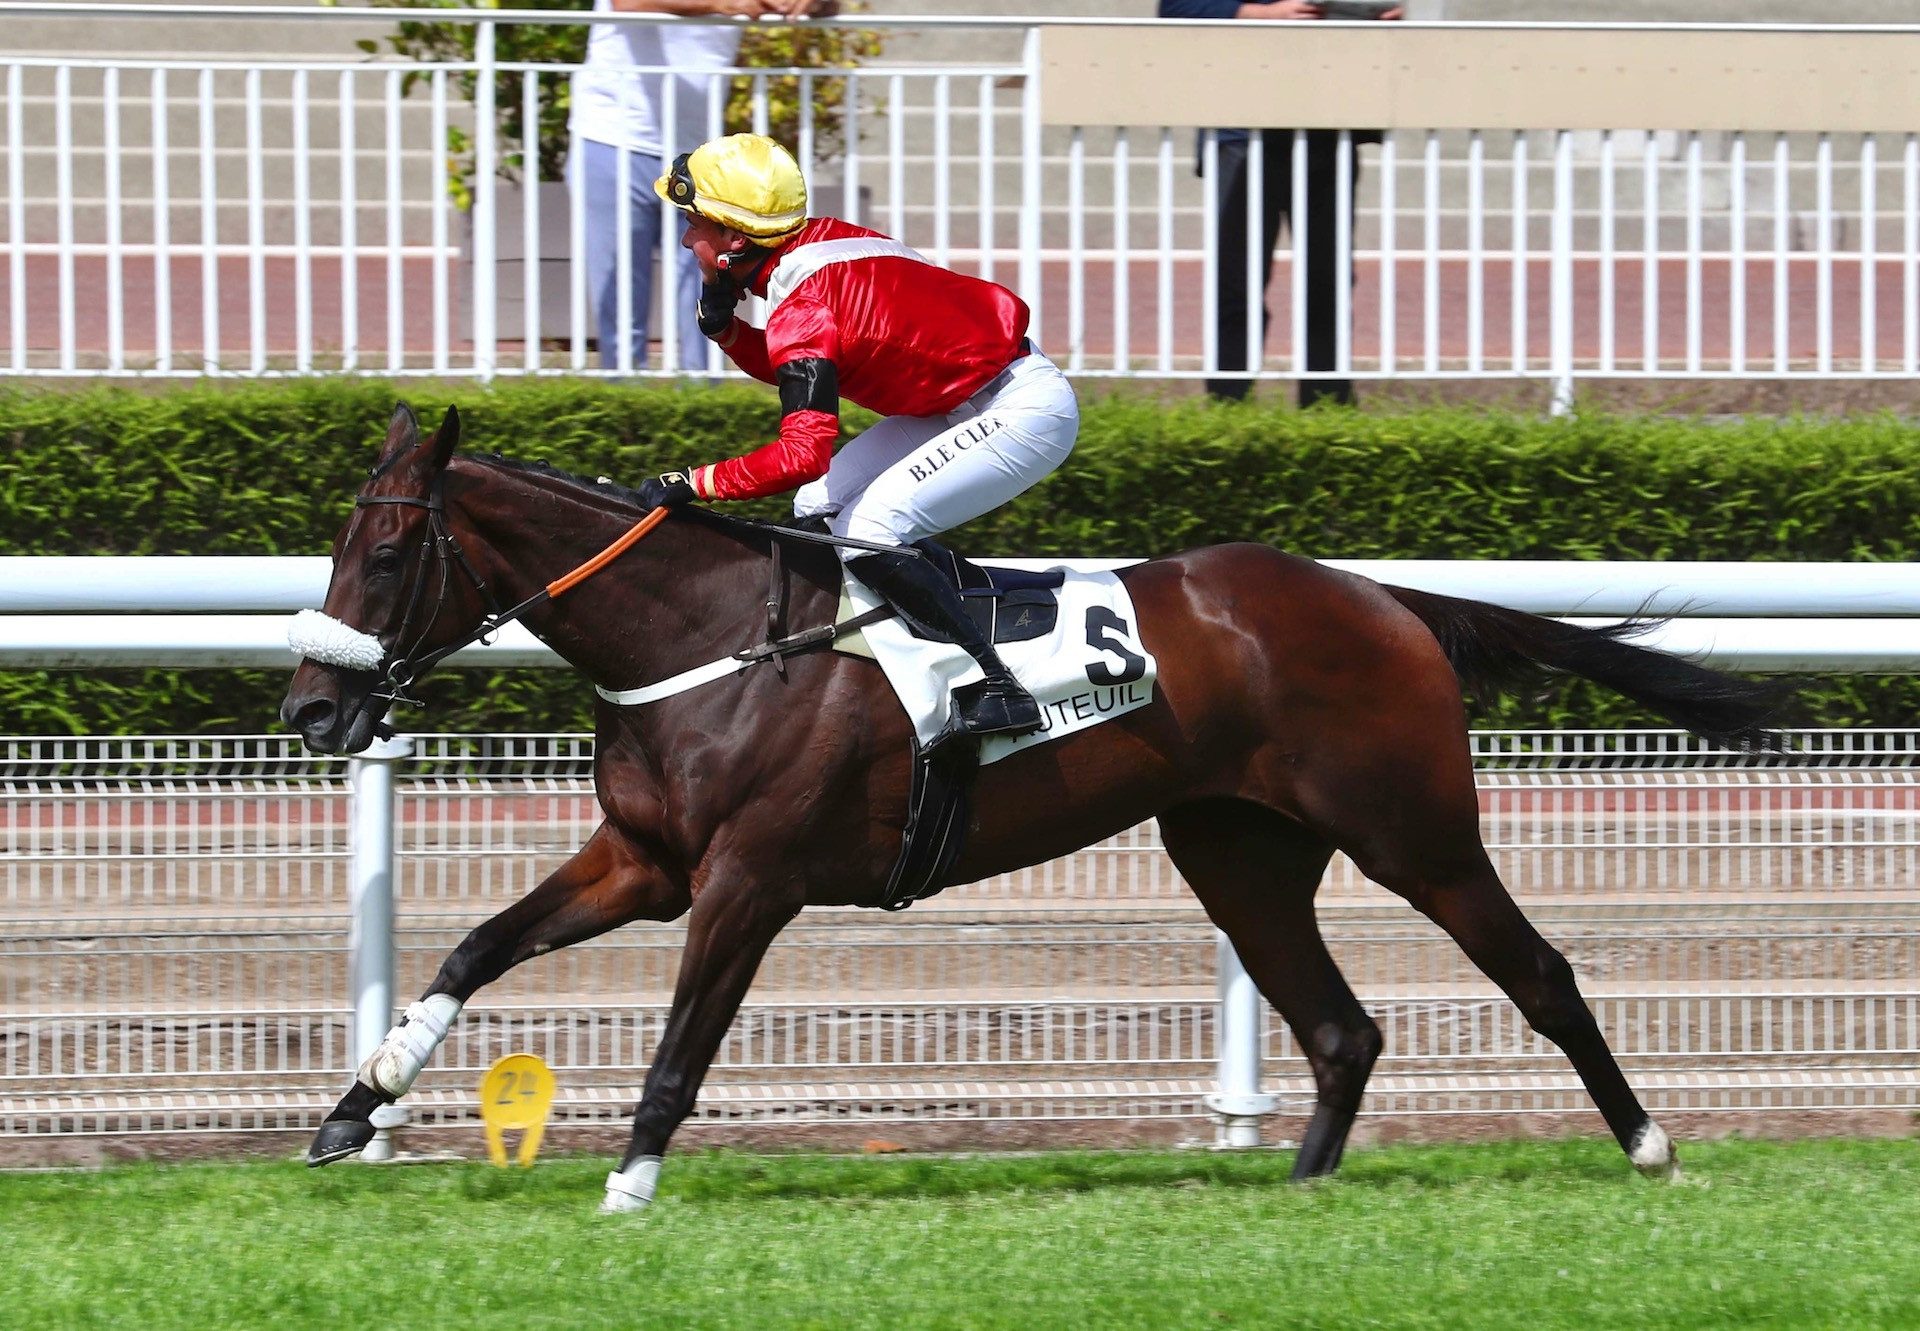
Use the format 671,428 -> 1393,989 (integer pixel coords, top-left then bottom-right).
638,132 -> 1079,739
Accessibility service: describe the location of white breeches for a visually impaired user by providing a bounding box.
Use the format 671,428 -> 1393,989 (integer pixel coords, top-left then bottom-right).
791,345 -> 1079,558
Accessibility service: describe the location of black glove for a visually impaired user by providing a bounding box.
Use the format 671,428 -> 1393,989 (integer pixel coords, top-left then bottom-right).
637,470 -> 697,510
696,276 -> 743,339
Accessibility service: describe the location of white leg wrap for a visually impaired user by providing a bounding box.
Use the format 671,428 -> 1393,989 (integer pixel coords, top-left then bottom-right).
600,1157 -> 662,1215
357,994 -> 463,1099
1629,1121 -> 1679,1180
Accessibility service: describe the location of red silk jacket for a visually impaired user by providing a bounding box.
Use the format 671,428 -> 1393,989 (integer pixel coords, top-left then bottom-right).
688,217 -> 1031,502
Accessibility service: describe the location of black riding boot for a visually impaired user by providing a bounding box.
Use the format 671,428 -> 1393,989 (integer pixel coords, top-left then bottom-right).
848,550 -> 1042,739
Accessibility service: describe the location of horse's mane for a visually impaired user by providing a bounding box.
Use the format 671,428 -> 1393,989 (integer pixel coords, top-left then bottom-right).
464,452 -> 646,510
458,452 -> 806,559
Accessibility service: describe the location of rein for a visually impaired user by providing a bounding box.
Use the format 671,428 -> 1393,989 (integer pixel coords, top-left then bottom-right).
331,478 -> 913,722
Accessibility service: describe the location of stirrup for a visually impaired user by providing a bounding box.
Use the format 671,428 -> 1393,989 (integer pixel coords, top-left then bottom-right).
953,677 -> 1042,737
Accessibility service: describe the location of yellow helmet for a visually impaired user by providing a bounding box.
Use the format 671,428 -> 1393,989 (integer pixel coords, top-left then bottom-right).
655,133 -> 808,241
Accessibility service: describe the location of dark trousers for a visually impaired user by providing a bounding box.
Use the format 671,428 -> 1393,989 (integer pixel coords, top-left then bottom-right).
1209,129 -> 1359,407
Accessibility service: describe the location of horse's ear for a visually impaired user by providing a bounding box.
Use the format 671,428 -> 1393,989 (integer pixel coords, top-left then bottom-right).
428,404 -> 461,471
378,400 -> 419,458
367,401 -> 421,478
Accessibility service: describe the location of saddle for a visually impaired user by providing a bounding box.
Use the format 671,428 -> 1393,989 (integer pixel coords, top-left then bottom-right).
837,541 -> 1069,909
750,521 -> 1133,913
907,539 -> 1066,647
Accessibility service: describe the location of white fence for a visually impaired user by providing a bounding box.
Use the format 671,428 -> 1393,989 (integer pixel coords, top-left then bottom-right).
2,557 -> 1918,1152
4,8 -> 1920,390
8,556 -> 1920,669
5,728 -> 1918,1149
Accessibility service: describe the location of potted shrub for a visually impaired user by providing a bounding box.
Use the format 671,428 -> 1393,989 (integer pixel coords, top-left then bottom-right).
356,0 -> 882,344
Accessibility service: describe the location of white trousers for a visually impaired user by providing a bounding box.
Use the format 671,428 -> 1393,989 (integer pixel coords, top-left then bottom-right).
792,346 -> 1079,556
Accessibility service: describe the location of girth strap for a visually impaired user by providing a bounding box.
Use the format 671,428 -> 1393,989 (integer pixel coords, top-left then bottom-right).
877,738 -> 976,910
593,604 -> 895,708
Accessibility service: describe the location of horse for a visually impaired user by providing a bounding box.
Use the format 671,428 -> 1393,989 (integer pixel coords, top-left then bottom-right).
282,403 -> 1781,1209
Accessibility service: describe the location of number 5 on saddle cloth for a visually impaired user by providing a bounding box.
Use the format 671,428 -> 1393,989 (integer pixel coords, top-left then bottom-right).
837,541 -> 1157,760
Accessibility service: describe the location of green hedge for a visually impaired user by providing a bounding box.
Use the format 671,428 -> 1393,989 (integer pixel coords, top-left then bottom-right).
3,379 -> 1916,734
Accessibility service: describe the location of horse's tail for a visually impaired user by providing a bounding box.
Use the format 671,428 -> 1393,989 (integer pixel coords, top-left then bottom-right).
1383,585 -> 1787,749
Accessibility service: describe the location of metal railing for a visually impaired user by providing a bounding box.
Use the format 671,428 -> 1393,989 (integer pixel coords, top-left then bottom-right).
4,728 -> 1917,1150
8,555 -> 1920,671
4,7 -> 1919,393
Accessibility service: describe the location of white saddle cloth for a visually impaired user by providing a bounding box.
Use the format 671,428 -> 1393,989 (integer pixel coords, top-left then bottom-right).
840,566 -> 1159,765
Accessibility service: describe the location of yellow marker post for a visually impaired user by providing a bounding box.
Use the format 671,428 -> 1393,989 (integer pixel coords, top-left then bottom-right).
478,1053 -> 556,1167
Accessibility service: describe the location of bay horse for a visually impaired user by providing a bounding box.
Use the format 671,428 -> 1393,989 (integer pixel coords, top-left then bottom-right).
283,404 -> 1779,1208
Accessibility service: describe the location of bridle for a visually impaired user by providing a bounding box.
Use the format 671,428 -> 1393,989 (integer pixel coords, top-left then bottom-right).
334,472 -> 675,730
352,470 -> 506,716
322,467 -> 913,733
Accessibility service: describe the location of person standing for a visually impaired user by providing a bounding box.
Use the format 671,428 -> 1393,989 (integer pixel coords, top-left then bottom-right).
569,1 -> 830,373
1159,1 -> 1402,407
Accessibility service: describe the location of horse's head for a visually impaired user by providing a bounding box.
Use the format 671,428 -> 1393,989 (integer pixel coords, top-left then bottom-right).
281,402 -> 488,754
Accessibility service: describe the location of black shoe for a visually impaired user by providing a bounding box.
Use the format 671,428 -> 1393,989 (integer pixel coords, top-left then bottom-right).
953,676 -> 1042,737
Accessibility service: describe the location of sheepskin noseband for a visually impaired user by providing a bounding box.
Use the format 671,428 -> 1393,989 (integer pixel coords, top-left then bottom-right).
288,609 -> 386,671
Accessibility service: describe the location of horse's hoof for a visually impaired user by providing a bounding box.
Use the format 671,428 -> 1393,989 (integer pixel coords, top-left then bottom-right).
1629,1121 -> 1679,1181
307,1118 -> 377,1167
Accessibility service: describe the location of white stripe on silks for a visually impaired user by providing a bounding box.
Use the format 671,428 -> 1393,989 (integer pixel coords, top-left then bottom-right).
287,609 -> 385,671
765,236 -> 930,314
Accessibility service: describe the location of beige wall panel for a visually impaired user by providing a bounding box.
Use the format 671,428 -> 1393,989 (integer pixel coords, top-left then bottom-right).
1041,26 -> 1920,132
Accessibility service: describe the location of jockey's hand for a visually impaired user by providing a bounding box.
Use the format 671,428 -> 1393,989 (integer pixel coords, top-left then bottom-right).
697,276 -> 744,339
637,471 -> 697,510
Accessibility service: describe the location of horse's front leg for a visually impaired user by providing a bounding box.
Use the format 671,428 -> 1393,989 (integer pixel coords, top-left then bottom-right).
308,820 -> 688,1165
601,855 -> 804,1213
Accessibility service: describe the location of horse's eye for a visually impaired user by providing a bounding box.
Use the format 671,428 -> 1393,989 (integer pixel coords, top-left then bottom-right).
369,547 -> 402,577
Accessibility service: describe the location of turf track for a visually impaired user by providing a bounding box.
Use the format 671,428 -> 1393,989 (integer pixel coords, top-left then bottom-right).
6,1139 -> 1918,1330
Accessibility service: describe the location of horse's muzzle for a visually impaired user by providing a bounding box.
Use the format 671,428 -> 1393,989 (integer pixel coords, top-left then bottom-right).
282,662 -> 387,755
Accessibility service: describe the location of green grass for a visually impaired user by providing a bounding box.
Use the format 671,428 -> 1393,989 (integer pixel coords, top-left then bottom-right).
5,1139 -> 1918,1330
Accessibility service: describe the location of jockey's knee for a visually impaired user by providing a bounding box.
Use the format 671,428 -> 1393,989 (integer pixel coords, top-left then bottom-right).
840,508 -> 914,553
792,478 -> 832,522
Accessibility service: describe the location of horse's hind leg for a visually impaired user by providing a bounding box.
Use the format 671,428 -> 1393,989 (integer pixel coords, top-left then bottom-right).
1343,788 -> 1678,1179
1404,856 -> 1674,1176
308,821 -> 688,1166
1159,799 -> 1379,1180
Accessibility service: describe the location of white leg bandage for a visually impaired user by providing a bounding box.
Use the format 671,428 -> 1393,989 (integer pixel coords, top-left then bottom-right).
1629,1120 -> 1679,1180
357,994 -> 463,1099
600,1156 -> 662,1215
